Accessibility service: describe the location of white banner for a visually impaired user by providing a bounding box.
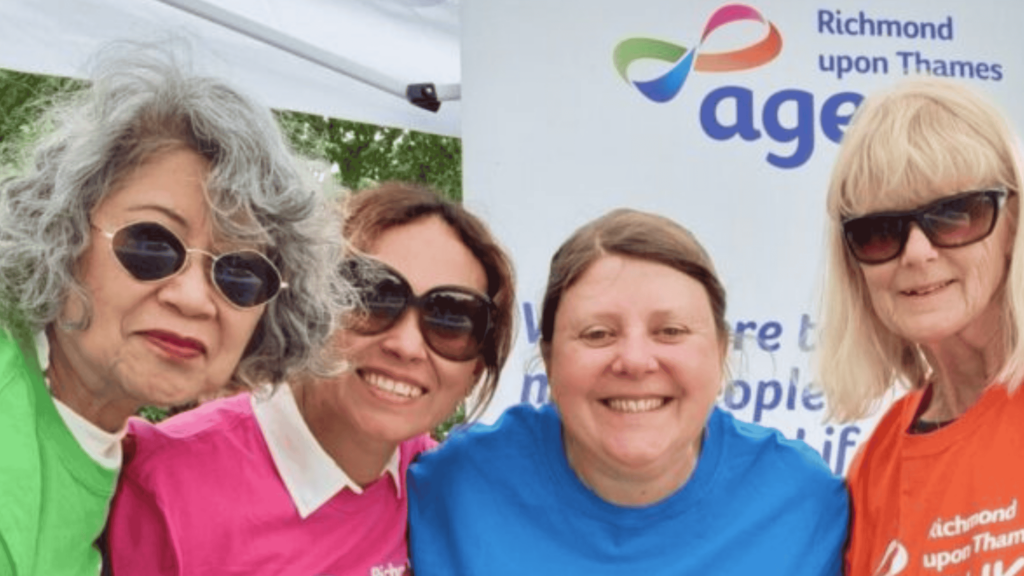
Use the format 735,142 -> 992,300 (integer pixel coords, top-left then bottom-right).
463,0 -> 1024,475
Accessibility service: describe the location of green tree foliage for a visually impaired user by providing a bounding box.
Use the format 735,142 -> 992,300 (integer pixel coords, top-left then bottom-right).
432,403 -> 467,442
0,70 -> 84,171
275,110 -> 462,200
0,70 -> 462,200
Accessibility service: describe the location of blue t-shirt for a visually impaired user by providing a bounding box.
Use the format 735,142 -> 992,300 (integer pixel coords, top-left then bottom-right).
408,404 -> 847,575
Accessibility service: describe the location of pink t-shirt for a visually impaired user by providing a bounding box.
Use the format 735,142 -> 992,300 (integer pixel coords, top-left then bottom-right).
106,391 -> 434,576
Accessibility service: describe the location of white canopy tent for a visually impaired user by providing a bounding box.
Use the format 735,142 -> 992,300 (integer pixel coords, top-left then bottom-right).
0,0 -> 461,136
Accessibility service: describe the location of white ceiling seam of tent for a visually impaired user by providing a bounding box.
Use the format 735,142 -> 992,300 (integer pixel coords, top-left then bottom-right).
0,0 -> 461,136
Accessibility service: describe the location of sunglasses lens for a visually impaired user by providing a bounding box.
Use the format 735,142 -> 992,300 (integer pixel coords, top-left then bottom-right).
844,216 -> 905,264
923,193 -> 997,247
421,290 -> 491,361
112,222 -> 187,280
843,191 -> 1005,264
347,269 -> 409,334
213,252 -> 282,307
338,257 -> 492,361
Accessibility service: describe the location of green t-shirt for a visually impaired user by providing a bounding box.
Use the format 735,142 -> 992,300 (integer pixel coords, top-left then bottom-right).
0,330 -> 117,575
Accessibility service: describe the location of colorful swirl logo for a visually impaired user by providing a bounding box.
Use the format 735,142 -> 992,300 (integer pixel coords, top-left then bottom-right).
613,3 -> 782,102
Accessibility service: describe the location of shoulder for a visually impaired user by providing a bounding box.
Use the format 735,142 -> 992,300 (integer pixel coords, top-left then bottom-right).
707,409 -> 849,547
866,390 -> 918,442
124,393 -> 259,478
400,433 -> 437,468
0,331 -> 34,392
409,403 -> 555,492
404,432 -> 437,453
847,391 -> 918,483
415,403 -> 551,469
0,329 -> 24,364
408,404 -> 556,528
0,333 -> 48,443
712,408 -> 841,493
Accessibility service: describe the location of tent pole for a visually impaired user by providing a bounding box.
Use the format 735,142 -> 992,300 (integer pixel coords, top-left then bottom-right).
153,0 -> 460,111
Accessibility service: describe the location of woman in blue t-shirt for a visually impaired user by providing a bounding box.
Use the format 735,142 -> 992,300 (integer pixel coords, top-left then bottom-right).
409,208 -> 848,575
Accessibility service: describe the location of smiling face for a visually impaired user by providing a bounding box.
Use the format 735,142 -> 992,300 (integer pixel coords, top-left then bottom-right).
860,189 -> 1016,347
50,148 -> 266,413
545,254 -> 725,491
326,215 -> 487,445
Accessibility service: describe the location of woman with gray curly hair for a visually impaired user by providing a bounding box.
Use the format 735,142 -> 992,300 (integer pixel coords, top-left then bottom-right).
0,45 -> 348,575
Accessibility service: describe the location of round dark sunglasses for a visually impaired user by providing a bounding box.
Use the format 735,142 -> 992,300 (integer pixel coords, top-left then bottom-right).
96,221 -> 286,308
841,189 -> 1010,265
339,257 -> 494,362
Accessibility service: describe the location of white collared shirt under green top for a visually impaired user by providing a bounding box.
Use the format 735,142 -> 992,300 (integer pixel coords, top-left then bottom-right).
34,331 -> 127,470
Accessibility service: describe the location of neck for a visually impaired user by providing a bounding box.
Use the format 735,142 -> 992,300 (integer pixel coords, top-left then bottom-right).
292,380 -> 397,487
563,432 -> 701,507
46,329 -> 137,433
920,331 -> 1006,422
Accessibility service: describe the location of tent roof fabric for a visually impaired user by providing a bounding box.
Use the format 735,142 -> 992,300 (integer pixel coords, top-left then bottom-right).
0,0 -> 461,136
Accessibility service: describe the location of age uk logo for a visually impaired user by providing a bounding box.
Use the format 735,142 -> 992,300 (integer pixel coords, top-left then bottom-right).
613,3 -> 783,102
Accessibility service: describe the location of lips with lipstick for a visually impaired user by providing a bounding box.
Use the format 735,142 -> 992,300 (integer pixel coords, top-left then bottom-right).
143,331 -> 207,359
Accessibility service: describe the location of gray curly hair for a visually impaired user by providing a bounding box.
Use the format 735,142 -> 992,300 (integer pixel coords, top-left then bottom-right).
0,42 -> 352,387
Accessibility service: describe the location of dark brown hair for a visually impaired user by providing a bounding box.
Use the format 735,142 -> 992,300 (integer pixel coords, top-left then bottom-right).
540,208 -> 728,356
343,182 -> 516,419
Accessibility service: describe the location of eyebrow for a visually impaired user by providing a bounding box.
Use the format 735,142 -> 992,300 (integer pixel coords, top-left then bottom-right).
125,204 -> 189,229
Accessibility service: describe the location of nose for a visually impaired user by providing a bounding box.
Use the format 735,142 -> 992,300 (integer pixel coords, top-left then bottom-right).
156,254 -> 219,317
610,332 -> 658,378
380,308 -> 429,362
899,223 -> 939,265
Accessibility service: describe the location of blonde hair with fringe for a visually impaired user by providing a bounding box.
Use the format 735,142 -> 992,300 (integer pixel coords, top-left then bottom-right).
818,76 -> 1024,422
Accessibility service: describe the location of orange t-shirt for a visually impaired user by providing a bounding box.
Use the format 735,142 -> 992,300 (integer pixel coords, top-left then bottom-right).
846,383 -> 1024,576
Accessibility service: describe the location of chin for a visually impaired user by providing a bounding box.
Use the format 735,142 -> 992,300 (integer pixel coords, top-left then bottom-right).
898,323 -> 962,344
133,380 -> 207,408
361,416 -> 423,444
604,442 -> 670,468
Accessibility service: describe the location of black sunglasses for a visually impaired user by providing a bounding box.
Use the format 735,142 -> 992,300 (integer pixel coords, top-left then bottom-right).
96,221 -> 286,308
842,189 -> 1010,265
340,257 -> 494,362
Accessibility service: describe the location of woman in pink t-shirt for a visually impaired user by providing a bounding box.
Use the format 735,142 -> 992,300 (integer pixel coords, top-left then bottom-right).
106,182 -> 516,575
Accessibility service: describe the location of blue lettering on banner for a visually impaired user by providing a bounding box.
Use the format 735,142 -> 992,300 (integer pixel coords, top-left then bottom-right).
724,367 -> 824,423
521,372 -> 548,404
895,51 -> 1004,80
732,319 -> 783,352
818,53 -> 889,80
523,301 -> 542,344
817,10 -> 954,40
817,51 -> 1003,82
798,314 -> 816,352
796,425 -> 861,476
699,87 -> 863,169
812,12 -> 1004,84
731,315 -> 818,353
688,10 -> 1004,168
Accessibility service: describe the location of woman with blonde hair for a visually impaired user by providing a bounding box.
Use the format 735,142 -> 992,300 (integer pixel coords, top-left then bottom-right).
818,77 -> 1024,575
